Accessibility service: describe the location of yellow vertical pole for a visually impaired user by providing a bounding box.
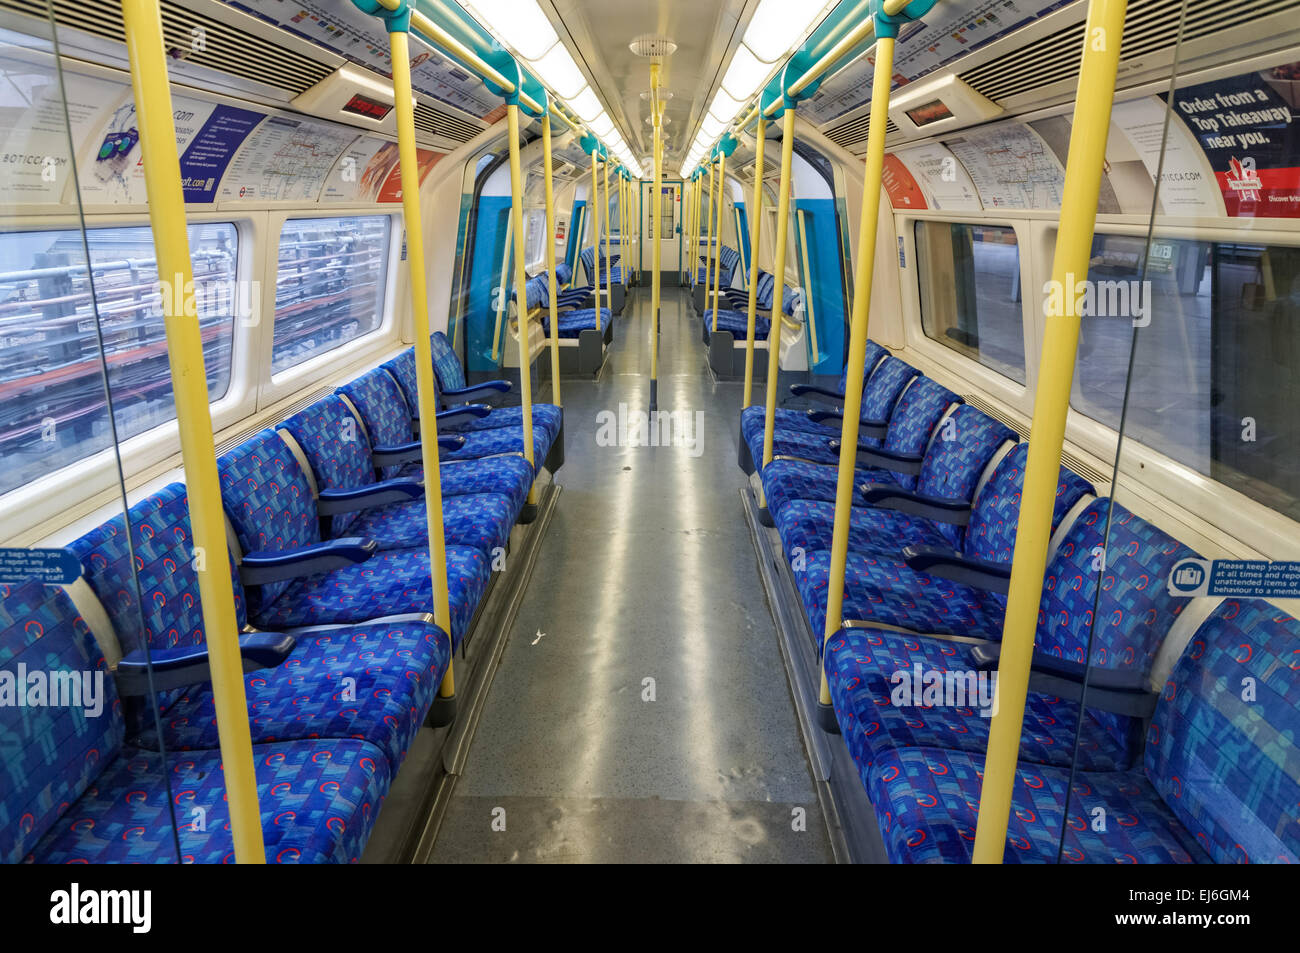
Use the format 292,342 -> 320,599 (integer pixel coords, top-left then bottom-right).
589,153 -> 603,332
506,104 -> 538,504
742,117 -> 767,409
387,29 -> 456,699
650,63 -> 663,407
704,160 -> 716,311
757,107 -> 798,502
973,0 -> 1128,864
490,213 -> 513,361
817,37 -> 896,704
602,156 -> 613,309
542,112 -> 562,406
120,0 -> 265,864
711,149 -> 728,332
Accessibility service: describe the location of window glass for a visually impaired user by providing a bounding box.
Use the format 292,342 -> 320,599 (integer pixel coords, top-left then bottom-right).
523,208 -> 546,268
271,215 -> 391,373
0,223 -> 236,496
914,221 -> 1026,383
1072,233 -> 1300,520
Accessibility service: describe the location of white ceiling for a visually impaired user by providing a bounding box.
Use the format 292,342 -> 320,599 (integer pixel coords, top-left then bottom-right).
544,0 -> 754,170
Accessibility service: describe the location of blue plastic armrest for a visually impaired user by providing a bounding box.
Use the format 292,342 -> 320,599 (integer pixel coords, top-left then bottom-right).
438,434 -> 467,453
317,479 -> 424,515
966,643 -> 1157,717
857,484 -> 972,525
790,383 -> 847,406
827,440 -> 924,475
240,537 -> 378,585
442,380 -> 513,402
116,631 -> 296,694
436,405 -> 492,429
903,544 -> 1012,594
371,439 -> 422,467
817,411 -> 886,440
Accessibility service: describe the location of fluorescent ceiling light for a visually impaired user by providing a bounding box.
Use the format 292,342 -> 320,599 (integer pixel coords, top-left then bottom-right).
590,114 -> 614,137
570,86 -> 602,122
708,87 -> 745,123
721,43 -> 769,99
743,0 -> 832,63
701,113 -> 725,139
530,42 -> 585,98
456,0 -> 559,62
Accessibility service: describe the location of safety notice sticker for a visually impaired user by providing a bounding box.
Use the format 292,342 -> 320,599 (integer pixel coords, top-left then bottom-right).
0,548 -> 82,584
1167,558 -> 1300,598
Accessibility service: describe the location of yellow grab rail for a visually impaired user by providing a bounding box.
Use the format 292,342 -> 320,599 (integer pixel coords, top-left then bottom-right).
742,116 -> 767,409
589,153 -> 603,332
705,160 -> 716,315
972,0 -> 1129,863
757,106 -> 798,507
120,0 -> 265,864
650,63 -> 663,406
490,212 -> 513,361
541,113 -> 562,405
602,154 -> 613,306
711,149 -> 727,332
505,102 -> 538,502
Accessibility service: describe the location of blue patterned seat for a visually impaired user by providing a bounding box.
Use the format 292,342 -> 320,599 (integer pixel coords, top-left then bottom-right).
762,404 -> 1016,519
69,483 -> 453,775
793,447 -> 1095,642
280,394 -> 513,554
541,307 -> 613,337
0,580 -> 390,864
580,245 -> 624,286
865,598 -> 1300,863
694,245 -> 741,288
217,431 -> 489,646
703,270 -> 774,333
822,498 -> 1199,778
379,349 -> 562,442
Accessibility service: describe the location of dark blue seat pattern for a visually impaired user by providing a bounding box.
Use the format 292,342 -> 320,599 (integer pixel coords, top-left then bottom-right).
69,483 -> 452,776
0,581 -> 388,864
864,599 -> 1300,863
694,245 -> 741,287
703,270 -> 775,339
217,430 -> 489,645
280,395 -> 513,555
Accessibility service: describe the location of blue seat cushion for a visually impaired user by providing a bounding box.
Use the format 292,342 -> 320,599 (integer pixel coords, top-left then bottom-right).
28,740 -> 390,864
251,545 -> 490,649
760,458 -> 901,519
794,549 -> 1007,644
749,426 -> 841,468
541,308 -> 611,337
775,498 -> 954,565
138,620 -> 450,776
345,492 -> 514,554
397,456 -> 534,515
451,403 -> 562,440
440,424 -> 554,474
822,628 -> 1135,774
703,309 -> 770,341
865,746 -> 1207,864
742,405 -> 838,443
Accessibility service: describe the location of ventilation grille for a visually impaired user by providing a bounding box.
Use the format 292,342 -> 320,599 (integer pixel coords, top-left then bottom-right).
413,102 -> 482,145
961,393 -> 1027,439
960,0 -> 1293,103
961,393 -> 1113,487
3,0 -> 334,96
824,114 -> 899,151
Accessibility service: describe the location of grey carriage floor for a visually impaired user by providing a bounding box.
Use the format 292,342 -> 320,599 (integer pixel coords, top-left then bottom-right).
426,282 -> 833,864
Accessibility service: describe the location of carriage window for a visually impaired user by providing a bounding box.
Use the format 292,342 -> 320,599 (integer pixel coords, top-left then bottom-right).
0,223 -> 237,497
523,208 -> 547,268
914,221 -> 1026,384
1071,233 -> 1300,520
271,216 -> 391,373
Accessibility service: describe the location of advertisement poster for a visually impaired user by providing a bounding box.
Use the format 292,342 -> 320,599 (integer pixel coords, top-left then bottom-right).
942,121 -> 1065,210
892,142 -> 982,211
322,137 -> 399,202
881,153 -> 928,209
179,105 -> 267,201
218,115 -> 359,201
1109,95 -> 1222,216
376,147 -> 443,202
1174,62 -> 1300,218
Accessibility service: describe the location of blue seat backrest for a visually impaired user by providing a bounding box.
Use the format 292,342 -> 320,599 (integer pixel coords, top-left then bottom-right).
1146,598 -> 1300,863
719,246 -> 741,284
0,580 -> 122,864
914,406 -> 1016,523
217,430 -> 321,612
518,274 -> 548,310
755,270 -> 776,310
861,356 -> 919,423
580,246 -> 599,282
556,261 -> 573,285
380,349 -> 424,420
1039,499 -> 1198,681
70,482 -> 248,659
429,331 -> 466,392
338,366 -> 417,449
879,378 -> 960,491
781,285 -> 801,317
281,396 -> 378,536
836,340 -> 889,394
963,442 -> 1094,565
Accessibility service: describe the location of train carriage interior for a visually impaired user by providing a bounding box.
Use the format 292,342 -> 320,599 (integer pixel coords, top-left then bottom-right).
1,0 -> 1298,878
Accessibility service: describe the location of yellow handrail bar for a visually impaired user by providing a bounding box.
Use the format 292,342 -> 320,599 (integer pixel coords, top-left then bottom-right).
742,116 -> 767,409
